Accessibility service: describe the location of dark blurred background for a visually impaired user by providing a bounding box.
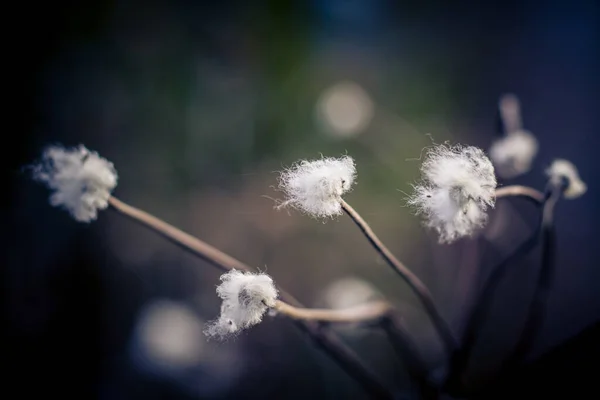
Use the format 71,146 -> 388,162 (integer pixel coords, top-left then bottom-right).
3,0 -> 599,399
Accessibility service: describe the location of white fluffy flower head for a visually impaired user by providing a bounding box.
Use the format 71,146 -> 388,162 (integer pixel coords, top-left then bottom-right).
277,155 -> 356,218
32,145 -> 118,222
408,144 -> 497,243
205,270 -> 278,339
546,159 -> 587,199
489,130 -> 538,179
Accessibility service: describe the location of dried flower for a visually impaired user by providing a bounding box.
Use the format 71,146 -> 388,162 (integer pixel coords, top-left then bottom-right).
32,145 -> 118,222
277,155 -> 356,218
546,159 -> 587,199
204,270 -> 278,339
408,144 -> 497,243
490,94 -> 538,178
489,130 -> 538,179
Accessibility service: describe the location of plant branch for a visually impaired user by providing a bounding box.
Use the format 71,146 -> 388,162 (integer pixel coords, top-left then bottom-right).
273,299 -> 434,397
495,185 -> 544,204
381,314 -> 438,399
107,196 -> 393,399
445,186 -> 554,395
502,181 -> 562,369
444,225 -> 542,394
340,198 -> 456,355
273,300 -> 393,323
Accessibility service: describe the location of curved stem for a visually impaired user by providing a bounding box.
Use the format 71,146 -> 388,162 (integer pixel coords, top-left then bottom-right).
274,299 -> 432,396
445,185 -> 557,395
274,300 -> 392,323
340,199 -> 456,355
108,196 -> 247,272
381,315 -> 438,399
107,196 -> 393,399
495,185 -> 544,204
502,182 -> 562,368
445,221 -> 543,394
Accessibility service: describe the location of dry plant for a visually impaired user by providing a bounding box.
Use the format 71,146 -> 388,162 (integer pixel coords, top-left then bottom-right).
28,94 -> 587,399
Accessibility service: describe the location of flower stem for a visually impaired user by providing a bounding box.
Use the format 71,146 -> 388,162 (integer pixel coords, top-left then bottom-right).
274,299 -> 431,396
445,184 -> 558,395
273,300 -> 392,323
340,199 -> 456,355
495,185 -> 544,204
445,221 -> 543,394
107,196 -> 393,399
502,181 -> 562,368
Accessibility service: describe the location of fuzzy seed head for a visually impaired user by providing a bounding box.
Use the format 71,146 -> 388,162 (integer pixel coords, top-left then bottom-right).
32,145 -> 118,222
204,270 -> 278,340
408,144 -> 497,243
277,155 -> 356,218
546,159 -> 587,199
489,130 -> 538,179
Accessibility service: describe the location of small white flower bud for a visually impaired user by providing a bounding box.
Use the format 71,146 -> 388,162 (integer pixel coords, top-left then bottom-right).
204,270 -> 278,339
277,155 -> 356,218
408,144 -> 497,243
489,130 -> 538,179
546,159 -> 587,199
32,145 -> 118,222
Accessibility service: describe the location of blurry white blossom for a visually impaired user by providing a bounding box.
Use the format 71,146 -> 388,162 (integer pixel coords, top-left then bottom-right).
408,144 -> 497,243
546,159 -> 587,199
277,156 -> 356,218
205,270 -> 278,339
489,130 -> 538,179
490,94 -> 538,178
32,144 -> 118,222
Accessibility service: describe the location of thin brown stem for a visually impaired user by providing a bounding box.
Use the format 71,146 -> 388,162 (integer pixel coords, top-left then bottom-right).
502,182 -> 562,368
445,185 -> 557,396
495,185 -> 545,204
340,198 -> 456,355
381,315 -> 438,399
274,300 -> 393,323
274,299 -> 432,396
107,196 -> 393,399
444,220 -> 543,395
456,183 -> 564,398
107,196 -> 247,273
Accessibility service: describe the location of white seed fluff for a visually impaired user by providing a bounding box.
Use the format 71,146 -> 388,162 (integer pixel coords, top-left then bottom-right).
32,145 -> 118,222
546,159 -> 587,199
204,270 -> 278,340
489,130 -> 539,179
408,144 -> 497,243
277,155 -> 356,218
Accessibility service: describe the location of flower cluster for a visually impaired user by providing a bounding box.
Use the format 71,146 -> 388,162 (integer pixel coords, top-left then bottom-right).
32,145 -> 118,222
408,144 -> 497,243
277,155 -> 356,218
204,270 -> 278,339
